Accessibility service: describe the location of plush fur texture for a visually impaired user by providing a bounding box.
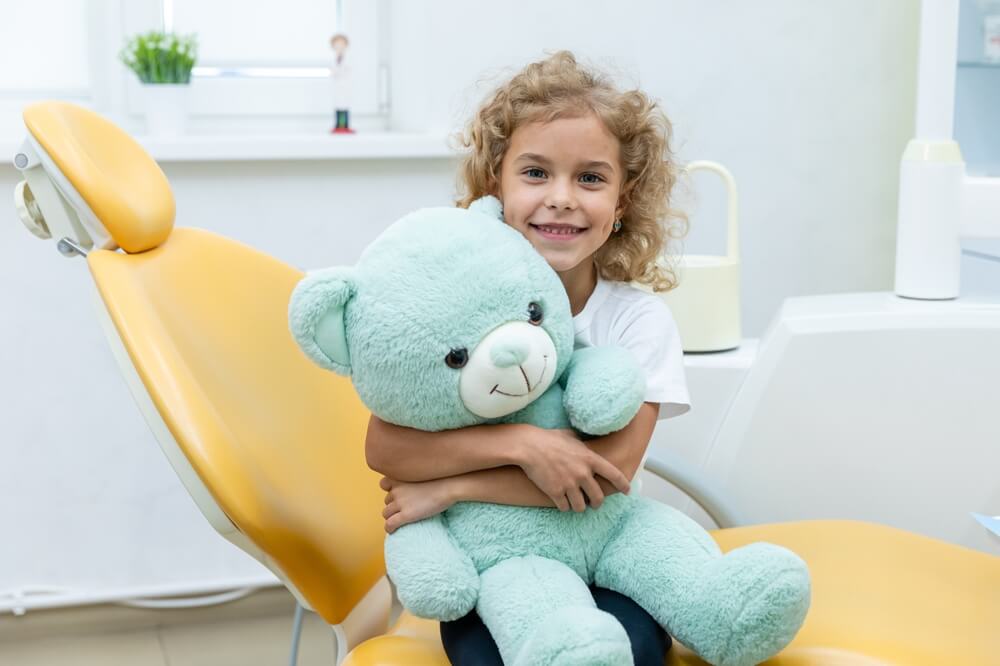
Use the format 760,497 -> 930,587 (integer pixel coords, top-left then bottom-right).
289,197 -> 811,665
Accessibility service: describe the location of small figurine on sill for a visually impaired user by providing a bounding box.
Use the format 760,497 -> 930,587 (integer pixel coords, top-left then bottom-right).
330,33 -> 355,134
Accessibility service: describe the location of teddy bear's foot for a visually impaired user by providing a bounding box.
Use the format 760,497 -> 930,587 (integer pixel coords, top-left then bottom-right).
678,543 -> 811,666
512,606 -> 633,666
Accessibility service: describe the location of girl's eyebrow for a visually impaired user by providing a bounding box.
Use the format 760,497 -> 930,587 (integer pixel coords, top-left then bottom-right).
515,153 -> 616,174
581,160 -> 615,174
514,152 -> 552,165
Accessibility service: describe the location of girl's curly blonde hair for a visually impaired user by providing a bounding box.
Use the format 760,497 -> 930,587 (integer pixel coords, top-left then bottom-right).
457,50 -> 686,291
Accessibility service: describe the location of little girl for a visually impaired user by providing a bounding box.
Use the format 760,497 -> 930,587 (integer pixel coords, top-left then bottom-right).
367,51 -> 691,665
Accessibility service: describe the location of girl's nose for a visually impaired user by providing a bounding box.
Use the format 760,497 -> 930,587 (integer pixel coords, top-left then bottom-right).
545,178 -> 576,210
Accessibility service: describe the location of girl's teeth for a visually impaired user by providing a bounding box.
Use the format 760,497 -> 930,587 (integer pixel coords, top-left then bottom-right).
538,226 -> 580,235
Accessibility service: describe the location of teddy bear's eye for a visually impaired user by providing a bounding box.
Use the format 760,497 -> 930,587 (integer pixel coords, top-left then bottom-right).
527,302 -> 544,326
445,348 -> 469,369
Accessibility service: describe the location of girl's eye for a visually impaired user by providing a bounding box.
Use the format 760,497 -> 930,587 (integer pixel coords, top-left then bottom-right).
445,348 -> 469,369
524,168 -> 546,179
527,302 -> 544,325
580,172 -> 604,184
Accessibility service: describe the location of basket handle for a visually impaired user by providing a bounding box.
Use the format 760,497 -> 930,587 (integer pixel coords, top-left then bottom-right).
682,161 -> 740,261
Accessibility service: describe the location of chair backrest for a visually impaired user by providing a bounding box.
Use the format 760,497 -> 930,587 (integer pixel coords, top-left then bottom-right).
18,102 -> 386,625
87,228 -> 386,624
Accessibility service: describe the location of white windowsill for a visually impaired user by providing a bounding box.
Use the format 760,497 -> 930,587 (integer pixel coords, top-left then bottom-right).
3,132 -> 457,165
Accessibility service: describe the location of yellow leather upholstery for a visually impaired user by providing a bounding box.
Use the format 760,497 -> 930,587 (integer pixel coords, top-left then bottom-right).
87,228 -> 386,624
344,520 -> 1000,666
23,102 -> 174,253
345,613 -> 451,665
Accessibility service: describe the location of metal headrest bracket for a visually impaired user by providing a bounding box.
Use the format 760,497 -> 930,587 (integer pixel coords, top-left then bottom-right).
12,136 -> 115,258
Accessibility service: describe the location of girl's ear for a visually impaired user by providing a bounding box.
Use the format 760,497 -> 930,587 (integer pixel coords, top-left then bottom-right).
468,195 -> 504,222
616,182 -> 634,221
288,267 -> 356,376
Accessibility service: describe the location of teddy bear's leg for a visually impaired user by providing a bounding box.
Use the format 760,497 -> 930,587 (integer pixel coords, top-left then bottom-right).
384,515 -> 480,621
594,498 -> 810,666
477,555 -> 633,666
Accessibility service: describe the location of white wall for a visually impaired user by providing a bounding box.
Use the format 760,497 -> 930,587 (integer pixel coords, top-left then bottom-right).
393,0 -> 923,335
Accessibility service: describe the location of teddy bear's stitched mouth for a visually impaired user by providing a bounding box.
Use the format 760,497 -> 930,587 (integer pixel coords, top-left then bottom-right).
490,355 -> 548,398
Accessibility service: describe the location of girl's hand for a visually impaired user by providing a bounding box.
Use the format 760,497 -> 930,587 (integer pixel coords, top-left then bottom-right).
516,428 -> 631,512
381,476 -> 458,534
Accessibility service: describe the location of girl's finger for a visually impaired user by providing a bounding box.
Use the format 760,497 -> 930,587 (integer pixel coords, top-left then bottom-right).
554,494 -> 571,512
567,488 -> 587,513
382,502 -> 400,519
385,514 -> 404,534
594,458 -> 631,494
582,476 -> 605,509
384,492 -> 394,505
379,477 -> 392,491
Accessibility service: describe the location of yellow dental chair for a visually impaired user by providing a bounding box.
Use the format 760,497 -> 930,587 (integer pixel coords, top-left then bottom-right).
12,101 -> 1000,666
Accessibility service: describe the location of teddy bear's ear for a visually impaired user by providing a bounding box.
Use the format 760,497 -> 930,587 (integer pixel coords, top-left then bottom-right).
288,267 -> 356,376
467,195 -> 504,222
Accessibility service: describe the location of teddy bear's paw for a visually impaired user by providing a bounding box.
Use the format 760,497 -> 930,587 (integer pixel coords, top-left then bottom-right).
512,606 -> 633,666
681,543 -> 811,666
392,566 -> 479,622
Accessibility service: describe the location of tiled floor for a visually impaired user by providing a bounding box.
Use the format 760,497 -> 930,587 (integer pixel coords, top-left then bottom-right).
0,587 -> 340,665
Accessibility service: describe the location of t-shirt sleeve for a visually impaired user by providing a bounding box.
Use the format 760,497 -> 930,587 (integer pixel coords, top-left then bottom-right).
613,297 -> 691,419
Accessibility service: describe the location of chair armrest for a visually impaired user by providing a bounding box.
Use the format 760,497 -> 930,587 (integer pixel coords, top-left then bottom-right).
643,452 -> 746,528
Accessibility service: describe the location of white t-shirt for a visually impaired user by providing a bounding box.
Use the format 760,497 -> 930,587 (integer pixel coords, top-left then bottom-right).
572,277 -> 691,420
573,278 -> 690,489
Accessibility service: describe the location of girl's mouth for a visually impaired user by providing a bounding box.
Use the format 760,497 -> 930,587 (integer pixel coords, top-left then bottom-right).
530,224 -> 585,240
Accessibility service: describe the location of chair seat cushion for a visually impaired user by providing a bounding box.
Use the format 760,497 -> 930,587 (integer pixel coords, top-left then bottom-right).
344,520 -> 1000,665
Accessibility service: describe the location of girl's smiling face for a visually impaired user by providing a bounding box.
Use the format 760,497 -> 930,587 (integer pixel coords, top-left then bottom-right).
497,114 -> 624,275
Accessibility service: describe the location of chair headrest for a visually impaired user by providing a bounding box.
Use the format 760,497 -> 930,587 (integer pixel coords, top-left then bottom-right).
23,101 -> 175,253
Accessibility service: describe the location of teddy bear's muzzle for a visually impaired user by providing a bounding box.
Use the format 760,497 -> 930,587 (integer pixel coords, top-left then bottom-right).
459,321 -> 557,418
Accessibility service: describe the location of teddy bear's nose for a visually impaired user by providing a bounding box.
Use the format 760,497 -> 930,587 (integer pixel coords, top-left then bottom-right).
491,340 -> 530,368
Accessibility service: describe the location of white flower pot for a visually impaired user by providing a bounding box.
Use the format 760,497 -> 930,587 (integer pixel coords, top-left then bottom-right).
142,83 -> 190,136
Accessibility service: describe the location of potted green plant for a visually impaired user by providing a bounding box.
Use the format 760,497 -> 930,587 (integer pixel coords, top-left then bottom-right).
120,31 -> 198,136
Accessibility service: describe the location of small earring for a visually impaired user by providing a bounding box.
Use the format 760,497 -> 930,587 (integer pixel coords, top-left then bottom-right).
612,219 -> 622,232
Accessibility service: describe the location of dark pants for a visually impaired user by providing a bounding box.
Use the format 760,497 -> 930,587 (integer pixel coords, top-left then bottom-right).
440,586 -> 671,666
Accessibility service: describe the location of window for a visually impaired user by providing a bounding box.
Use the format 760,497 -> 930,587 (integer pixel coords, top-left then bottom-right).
119,0 -> 389,132
1,1 -> 390,139
0,1 -> 93,137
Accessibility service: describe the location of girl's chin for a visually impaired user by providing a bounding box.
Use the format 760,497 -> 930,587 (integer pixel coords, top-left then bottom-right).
537,253 -> 586,274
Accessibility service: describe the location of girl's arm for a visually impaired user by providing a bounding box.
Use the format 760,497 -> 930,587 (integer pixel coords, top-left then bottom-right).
365,416 -> 531,481
380,402 -> 659,533
366,414 -> 633,500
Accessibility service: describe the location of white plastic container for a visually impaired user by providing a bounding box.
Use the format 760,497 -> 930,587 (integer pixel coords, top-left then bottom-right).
659,161 -> 741,352
893,140 -> 964,300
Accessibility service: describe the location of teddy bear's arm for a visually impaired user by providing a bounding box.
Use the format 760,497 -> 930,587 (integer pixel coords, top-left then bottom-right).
560,346 -> 646,436
384,514 -> 480,621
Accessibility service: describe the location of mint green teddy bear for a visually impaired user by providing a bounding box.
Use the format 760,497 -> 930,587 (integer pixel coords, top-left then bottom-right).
289,196 -> 810,666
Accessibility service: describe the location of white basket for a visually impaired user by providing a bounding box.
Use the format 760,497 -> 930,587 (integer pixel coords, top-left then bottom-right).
660,161 -> 741,352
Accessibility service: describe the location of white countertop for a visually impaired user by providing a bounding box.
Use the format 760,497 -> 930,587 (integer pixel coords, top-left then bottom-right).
683,339 -> 759,369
